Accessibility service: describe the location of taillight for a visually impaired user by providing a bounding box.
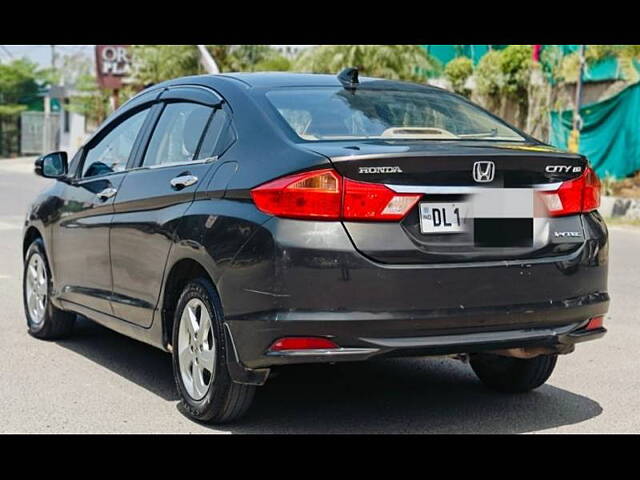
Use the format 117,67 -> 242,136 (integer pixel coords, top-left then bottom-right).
251,169 -> 342,220
582,167 -> 601,212
541,166 -> 601,217
343,177 -> 421,220
251,169 -> 421,221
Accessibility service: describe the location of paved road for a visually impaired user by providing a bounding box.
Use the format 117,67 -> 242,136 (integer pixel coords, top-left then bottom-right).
0,156 -> 638,433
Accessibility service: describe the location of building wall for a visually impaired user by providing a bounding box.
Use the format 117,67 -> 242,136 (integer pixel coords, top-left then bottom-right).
58,109 -> 88,159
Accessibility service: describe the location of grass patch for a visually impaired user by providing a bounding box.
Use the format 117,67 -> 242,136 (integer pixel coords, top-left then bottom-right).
604,217 -> 640,228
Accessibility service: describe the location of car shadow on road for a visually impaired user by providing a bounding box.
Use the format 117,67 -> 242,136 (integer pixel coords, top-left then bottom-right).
57,317 -> 602,434
55,317 -> 179,402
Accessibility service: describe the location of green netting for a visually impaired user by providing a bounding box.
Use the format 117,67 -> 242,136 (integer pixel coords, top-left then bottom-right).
549,81 -> 640,179
540,45 -> 640,84
421,45 -> 507,66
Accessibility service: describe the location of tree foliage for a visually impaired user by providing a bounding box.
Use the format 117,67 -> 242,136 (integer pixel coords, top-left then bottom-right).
129,45 -> 202,85
293,45 -> 440,82
475,45 -> 532,101
444,56 -> 473,96
0,58 -> 43,110
129,45 -> 293,85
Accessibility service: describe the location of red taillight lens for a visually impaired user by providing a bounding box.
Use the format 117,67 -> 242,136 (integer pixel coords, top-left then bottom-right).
582,167 -> 601,212
343,177 -> 421,221
541,166 -> 601,217
268,337 -> 339,351
251,169 -> 341,220
251,169 -> 421,221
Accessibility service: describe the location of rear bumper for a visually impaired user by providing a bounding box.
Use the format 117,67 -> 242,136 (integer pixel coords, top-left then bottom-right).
225,291 -> 608,371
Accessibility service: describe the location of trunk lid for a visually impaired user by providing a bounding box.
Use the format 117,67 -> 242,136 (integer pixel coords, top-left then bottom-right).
305,140 -> 589,264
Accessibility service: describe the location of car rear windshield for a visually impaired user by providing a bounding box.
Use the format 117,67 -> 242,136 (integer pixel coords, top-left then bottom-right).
265,86 -> 525,142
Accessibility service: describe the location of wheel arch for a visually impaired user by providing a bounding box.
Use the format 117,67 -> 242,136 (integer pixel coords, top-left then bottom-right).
161,257 -> 217,349
23,226 -> 44,260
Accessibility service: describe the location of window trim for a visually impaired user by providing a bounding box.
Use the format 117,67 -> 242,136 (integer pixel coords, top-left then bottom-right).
132,100 -> 218,171
74,103 -> 158,182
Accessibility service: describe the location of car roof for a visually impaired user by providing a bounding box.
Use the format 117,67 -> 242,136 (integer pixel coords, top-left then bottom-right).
217,72 -> 445,91
155,72 -> 445,93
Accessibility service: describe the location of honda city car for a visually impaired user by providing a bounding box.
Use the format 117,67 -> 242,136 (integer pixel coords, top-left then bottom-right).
22,69 -> 608,423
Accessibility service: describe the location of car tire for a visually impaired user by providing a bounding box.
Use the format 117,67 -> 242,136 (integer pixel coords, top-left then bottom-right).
470,352 -> 558,393
171,278 -> 255,424
23,239 -> 75,340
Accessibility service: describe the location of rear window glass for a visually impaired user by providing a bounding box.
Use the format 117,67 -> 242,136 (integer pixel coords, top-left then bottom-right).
265,87 -> 524,142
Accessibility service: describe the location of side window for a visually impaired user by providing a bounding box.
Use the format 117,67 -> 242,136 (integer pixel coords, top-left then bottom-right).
142,102 -> 213,167
82,108 -> 149,178
195,109 -> 234,160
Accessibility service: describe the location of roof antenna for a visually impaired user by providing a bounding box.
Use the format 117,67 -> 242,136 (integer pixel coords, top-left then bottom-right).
338,67 -> 359,90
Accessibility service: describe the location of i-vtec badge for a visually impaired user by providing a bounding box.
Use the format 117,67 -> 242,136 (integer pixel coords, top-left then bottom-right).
554,231 -> 581,238
359,166 -> 403,174
546,165 -> 582,173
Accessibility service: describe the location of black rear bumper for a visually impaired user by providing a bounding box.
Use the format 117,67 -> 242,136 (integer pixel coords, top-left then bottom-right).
225,291 -> 608,373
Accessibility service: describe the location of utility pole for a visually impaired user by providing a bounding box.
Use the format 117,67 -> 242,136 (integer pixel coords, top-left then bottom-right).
42,45 -> 56,154
569,45 -> 586,153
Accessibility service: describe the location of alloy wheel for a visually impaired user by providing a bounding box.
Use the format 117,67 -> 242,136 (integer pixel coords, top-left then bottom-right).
177,298 -> 216,400
25,252 -> 48,325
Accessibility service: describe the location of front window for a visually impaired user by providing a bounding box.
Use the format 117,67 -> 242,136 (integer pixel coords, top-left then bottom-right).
82,108 -> 149,178
265,87 -> 525,142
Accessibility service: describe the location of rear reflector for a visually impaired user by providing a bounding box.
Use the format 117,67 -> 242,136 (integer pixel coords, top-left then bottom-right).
251,169 -> 421,221
541,166 -> 601,217
268,337 -> 339,352
585,316 -> 604,330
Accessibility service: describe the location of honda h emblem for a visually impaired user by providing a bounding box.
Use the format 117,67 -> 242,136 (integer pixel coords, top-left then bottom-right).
472,161 -> 495,183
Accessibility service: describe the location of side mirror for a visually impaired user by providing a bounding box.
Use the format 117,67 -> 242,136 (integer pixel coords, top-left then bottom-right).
35,151 -> 68,179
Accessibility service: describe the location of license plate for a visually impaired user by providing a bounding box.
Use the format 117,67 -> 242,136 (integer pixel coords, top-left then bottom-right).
419,202 -> 469,234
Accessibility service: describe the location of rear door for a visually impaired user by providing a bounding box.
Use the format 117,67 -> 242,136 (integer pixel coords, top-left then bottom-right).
109,86 -> 223,327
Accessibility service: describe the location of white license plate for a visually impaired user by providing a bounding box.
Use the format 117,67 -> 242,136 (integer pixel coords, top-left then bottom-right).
419,202 -> 469,234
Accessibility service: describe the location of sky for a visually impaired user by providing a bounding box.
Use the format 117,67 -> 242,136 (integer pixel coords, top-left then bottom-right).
0,45 -> 313,68
1,45 -> 94,67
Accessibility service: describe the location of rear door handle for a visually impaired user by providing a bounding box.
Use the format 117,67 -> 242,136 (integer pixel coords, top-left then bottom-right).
96,187 -> 118,201
170,174 -> 198,190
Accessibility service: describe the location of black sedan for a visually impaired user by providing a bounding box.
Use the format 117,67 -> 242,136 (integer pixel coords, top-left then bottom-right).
23,69 -> 608,423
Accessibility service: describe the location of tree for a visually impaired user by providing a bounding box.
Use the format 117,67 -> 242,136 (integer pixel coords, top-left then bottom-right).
444,57 -> 474,96
0,58 -> 42,112
226,45 -> 277,72
129,45 -> 202,85
475,45 -> 532,100
293,45 -> 440,82
254,54 -> 291,72
206,45 -> 292,72
66,73 -> 112,128
0,58 -> 48,156
129,45 -> 292,85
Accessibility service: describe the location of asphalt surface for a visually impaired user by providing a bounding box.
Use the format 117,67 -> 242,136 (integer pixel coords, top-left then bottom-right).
0,156 -> 638,434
